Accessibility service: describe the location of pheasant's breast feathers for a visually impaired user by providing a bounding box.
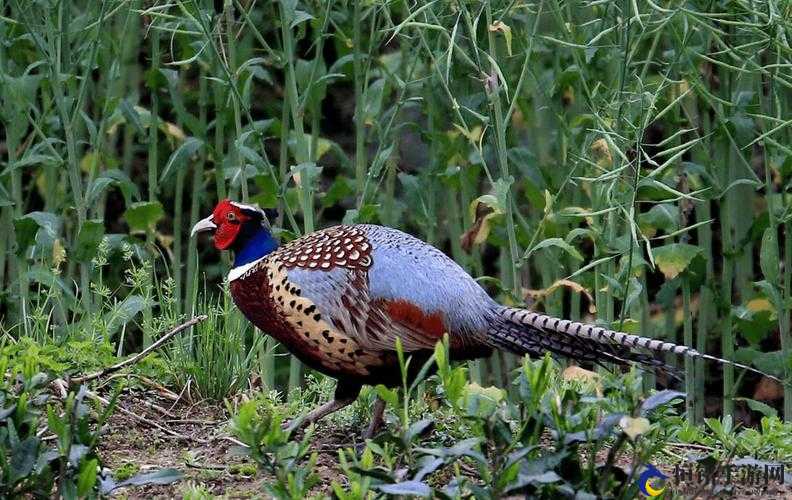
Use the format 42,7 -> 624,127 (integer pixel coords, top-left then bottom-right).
230,257 -> 387,378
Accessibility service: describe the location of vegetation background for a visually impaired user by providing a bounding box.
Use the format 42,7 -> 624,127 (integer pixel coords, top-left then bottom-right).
2,0 -> 792,496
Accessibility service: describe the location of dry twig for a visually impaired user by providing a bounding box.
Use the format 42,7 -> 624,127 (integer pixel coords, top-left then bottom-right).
70,315 -> 207,384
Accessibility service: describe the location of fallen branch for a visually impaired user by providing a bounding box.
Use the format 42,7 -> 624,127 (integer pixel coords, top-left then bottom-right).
88,390 -> 208,444
71,315 -> 207,384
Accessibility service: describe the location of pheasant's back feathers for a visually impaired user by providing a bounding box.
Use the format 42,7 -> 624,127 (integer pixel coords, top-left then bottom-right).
277,226 -> 373,271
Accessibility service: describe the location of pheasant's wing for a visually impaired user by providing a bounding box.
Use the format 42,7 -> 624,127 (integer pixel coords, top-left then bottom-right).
278,224 -> 495,353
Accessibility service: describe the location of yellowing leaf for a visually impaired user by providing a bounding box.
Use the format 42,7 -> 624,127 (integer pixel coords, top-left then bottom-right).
590,138 -> 612,167
488,21 -> 513,56
562,366 -> 602,395
652,243 -> 701,280
460,195 -> 503,252
52,238 -> 66,270
80,151 -> 100,173
747,298 -> 774,313
619,416 -> 651,440
524,279 -> 595,313
160,121 -> 186,142
453,124 -> 483,146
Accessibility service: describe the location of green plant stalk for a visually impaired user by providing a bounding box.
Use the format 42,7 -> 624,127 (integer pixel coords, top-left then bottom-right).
783,223 -> 792,419
720,177 -> 735,418
0,0 -> 21,326
760,78 -> 790,417
224,0 -> 247,202
186,70 -> 209,317
172,71 -> 188,315
446,185 -> 482,384
121,3 -> 141,176
682,275 -> 695,420
212,65 -> 228,203
485,3 -> 520,295
766,60 -> 792,419
48,1 -> 94,314
639,273 -> 654,392
143,27 -> 161,347
353,0 -> 366,200
695,200 -> 714,424
5,110 -> 24,332
277,0 -> 318,391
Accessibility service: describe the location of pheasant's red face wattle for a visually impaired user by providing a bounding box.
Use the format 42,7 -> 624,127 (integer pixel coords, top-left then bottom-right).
211,199 -> 252,250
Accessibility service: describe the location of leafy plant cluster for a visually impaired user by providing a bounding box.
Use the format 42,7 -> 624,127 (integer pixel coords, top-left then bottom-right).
232,339 -> 685,499
0,355 -> 181,498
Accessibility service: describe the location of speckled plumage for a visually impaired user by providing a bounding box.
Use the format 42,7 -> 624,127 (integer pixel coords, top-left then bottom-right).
194,200 -> 777,433
229,224 -> 495,385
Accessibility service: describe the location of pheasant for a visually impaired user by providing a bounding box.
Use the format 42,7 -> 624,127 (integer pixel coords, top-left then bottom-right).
192,199 -> 776,436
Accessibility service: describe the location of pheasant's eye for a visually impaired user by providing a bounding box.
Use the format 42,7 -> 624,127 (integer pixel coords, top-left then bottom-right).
226,212 -> 237,222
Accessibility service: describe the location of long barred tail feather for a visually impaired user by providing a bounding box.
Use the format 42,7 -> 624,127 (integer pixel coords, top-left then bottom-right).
488,307 -> 781,383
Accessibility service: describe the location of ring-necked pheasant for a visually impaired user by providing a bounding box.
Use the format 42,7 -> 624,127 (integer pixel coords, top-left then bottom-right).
192,199 -> 776,436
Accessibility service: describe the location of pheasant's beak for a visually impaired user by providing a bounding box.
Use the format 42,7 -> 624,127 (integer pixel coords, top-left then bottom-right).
191,215 -> 217,237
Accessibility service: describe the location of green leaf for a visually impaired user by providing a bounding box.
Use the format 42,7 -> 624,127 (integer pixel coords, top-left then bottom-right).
640,390 -> 685,415
105,295 -> 146,335
378,481 -> 432,497
13,212 -> 62,255
404,419 -> 434,444
525,237 -> 583,261
374,385 -> 399,408
102,469 -> 183,494
124,201 -> 164,232
652,243 -> 702,280
74,220 -> 105,262
10,437 -> 39,482
86,169 -> 139,206
760,228 -> 780,285
77,458 -> 99,497
161,137 -> 204,182
734,397 -> 777,418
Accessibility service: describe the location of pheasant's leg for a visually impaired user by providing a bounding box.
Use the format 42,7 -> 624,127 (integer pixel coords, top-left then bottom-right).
362,396 -> 386,439
301,397 -> 355,426
288,380 -> 362,430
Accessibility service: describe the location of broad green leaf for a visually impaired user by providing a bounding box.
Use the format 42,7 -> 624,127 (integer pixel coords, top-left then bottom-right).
734,397 -> 777,418
74,220 -> 105,262
105,295 -> 146,335
13,212 -> 62,255
160,137 -> 204,182
86,169 -> 139,206
652,243 -> 702,279
102,469 -> 183,494
463,383 -> 505,417
10,437 -> 39,482
77,458 -> 99,497
124,202 -> 164,232
640,390 -> 685,416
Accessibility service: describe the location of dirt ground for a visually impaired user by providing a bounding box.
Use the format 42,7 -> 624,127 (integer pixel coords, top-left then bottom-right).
97,388 -> 792,499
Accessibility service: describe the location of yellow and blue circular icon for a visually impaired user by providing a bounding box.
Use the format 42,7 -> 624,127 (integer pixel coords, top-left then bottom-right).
637,464 -> 668,497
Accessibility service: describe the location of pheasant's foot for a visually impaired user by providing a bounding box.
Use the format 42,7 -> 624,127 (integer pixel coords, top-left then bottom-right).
362,396 -> 387,440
